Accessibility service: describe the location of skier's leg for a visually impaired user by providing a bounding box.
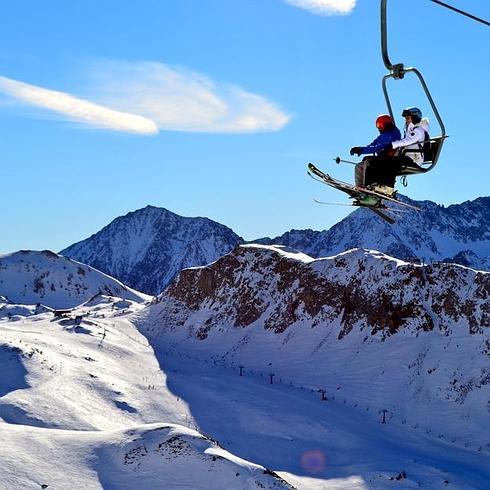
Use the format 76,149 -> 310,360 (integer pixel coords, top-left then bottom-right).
367,157 -> 396,195
380,158 -> 397,187
355,163 -> 364,186
383,156 -> 411,187
363,157 -> 380,187
356,157 -> 372,187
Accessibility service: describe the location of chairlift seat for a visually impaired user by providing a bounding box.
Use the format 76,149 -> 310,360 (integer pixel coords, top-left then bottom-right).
396,136 -> 446,176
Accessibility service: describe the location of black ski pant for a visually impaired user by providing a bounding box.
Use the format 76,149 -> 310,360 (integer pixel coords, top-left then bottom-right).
355,155 -> 418,188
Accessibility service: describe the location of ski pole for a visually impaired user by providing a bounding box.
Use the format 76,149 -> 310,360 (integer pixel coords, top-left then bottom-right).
333,156 -> 358,166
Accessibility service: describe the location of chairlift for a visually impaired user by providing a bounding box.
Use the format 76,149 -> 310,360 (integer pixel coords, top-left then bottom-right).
380,0 -> 447,175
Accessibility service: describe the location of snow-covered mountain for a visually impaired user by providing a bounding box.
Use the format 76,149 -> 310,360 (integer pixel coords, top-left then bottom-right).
0,250 -> 149,309
138,244 -> 490,450
61,205 -> 243,295
61,198 -> 489,300
0,297 -> 292,489
2,245 -> 489,488
258,196 -> 490,270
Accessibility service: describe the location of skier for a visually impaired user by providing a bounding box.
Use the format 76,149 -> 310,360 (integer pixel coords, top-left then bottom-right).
351,107 -> 430,196
350,114 -> 401,194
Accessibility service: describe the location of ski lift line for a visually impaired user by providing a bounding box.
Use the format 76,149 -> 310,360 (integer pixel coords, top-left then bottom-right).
430,0 -> 490,27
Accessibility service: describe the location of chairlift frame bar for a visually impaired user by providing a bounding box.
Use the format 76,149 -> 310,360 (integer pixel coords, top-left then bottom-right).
380,0 -> 446,169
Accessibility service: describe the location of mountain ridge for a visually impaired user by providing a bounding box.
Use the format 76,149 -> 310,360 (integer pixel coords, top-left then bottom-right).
60,197 -> 489,299
257,196 -> 490,270
137,244 -> 489,449
61,205 -> 244,295
0,249 -> 149,309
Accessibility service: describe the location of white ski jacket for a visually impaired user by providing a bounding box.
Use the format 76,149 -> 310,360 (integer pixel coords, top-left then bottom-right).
392,118 -> 430,164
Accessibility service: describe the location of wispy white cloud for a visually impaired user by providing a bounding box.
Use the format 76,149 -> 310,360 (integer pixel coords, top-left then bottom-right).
0,75 -> 158,135
88,61 -> 291,133
0,63 -> 290,135
284,0 -> 357,16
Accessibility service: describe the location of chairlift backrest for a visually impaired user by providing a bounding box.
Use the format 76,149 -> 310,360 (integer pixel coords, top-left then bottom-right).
397,136 -> 447,175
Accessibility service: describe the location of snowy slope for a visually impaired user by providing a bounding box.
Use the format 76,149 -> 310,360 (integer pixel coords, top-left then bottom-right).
259,196 -> 490,270
0,299 -> 292,489
0,423 -> 292,490
61,205 -> 243,295
1,253 -> 489,488
137,244 -> 490,451
0,250 -> 150,308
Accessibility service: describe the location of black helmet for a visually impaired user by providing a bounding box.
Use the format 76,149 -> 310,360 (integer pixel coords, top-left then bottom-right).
402,107 -> 422,124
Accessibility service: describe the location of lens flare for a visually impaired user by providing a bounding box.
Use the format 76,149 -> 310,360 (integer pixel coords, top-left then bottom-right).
301,449 -> 326,474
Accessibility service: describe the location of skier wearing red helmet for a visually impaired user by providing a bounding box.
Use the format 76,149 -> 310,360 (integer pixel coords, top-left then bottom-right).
350,114 -> 401,194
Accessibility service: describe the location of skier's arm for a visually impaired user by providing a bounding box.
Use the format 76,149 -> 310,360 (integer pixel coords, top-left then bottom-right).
392,127 -> 425,149
350,128 -> 400,156
351,139 -> 388,156
361,128 -> 401,155
359,142 -> 387,155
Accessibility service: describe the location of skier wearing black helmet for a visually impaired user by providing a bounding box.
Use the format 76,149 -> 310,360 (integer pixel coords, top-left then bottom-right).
394,107 -> 430,166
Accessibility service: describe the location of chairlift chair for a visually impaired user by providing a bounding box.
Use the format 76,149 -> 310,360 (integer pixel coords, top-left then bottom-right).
380,0 -> 447,176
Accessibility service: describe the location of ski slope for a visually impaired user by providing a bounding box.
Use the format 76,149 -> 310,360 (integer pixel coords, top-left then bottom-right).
159,353 -> 490,489
0,299 -> 291,489
1,295 -> 488,488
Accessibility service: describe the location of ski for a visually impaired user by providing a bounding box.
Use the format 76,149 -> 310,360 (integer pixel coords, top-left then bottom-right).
313,198 -> 397,224
366,207 -> 396,224
314,198 -> 410,214
307,163 -> 420,211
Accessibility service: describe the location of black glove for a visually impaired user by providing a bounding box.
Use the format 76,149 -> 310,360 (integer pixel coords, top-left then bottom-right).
350,147 -> 362,156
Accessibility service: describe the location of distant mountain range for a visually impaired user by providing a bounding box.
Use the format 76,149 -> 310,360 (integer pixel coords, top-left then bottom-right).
258,196 -> 490,270
61,206 -> 243,295
60,197 -> 489,295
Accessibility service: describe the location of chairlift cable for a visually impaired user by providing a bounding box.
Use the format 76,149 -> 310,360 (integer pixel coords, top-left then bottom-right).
430,0 -> 490,27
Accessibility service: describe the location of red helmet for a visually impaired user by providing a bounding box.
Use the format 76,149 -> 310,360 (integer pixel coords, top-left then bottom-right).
375,114 -> 393,131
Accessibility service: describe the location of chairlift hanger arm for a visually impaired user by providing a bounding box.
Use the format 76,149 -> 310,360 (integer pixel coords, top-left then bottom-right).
382,0 -> 489,74
382,68 -> 446,139
380,0 -> 403,76
380,0 -> 447,169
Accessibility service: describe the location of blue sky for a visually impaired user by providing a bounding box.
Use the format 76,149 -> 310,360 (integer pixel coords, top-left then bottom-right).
1,0 -> 488,253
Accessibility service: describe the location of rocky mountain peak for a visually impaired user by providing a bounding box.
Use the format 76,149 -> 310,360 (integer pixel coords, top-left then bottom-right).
137,244 -> 489,449
61,206 -> 243,295
261,196 -> 490,270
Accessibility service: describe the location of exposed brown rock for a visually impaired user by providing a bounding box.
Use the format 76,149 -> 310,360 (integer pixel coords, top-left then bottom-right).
156,245 -> 488,341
